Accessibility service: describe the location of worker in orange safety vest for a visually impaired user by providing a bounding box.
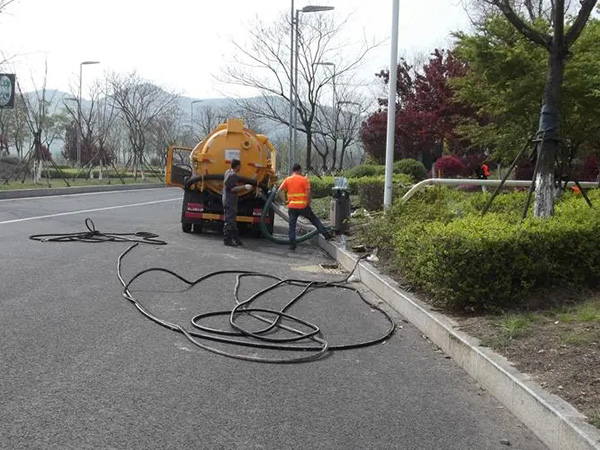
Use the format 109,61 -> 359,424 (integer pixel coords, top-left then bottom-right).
278,163 -> 332,251
482,163 -> 491,179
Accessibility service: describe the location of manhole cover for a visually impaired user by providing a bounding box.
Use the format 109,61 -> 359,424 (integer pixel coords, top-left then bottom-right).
319,263 -> 346,275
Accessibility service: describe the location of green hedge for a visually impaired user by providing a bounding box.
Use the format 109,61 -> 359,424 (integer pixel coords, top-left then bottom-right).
309,174 -> 413,210
41,168 -> 163,179
354,175 -> 413,210
343,164 -> 386,178
393,158 -> 428,181
309,176 -> 335,198
393,191 -> 600,311
343,160 -> 428,181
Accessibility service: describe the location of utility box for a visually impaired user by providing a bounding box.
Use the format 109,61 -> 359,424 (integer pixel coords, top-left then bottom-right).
330,185 -> 351,233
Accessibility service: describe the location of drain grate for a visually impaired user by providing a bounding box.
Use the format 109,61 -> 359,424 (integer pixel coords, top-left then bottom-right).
319,263 -> 346,275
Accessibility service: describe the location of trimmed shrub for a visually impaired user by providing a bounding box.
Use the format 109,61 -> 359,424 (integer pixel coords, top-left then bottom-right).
308,176 -> 335,198
309,173 -> 412,205
0,155 -> 20,166
434,155 -> 468,178
344,164 -> 386,178
394,194 -> 600,311
393,158 -> 428,181
354,174 -> 412,210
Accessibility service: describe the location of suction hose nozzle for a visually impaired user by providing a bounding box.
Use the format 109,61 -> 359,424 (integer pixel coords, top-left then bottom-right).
260,187 -> 329,245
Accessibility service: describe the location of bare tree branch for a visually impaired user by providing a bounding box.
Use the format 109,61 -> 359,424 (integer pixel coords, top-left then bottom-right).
489,0 -> 553,47
565,0 -> 598,46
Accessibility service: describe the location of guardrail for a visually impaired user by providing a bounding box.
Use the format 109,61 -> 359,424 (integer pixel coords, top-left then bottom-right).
400,178 -> 599,204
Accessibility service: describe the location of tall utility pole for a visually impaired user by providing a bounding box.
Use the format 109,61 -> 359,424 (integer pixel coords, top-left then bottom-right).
293,5 -> 334,173
384,0 -> 399,209
77,61 -> 100,168
289,0 -> 295,175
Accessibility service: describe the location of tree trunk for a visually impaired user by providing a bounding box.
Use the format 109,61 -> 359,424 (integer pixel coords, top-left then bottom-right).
533,48 -> 566,218
320,152 -> 328,174
332,140 -> 338,172
305,129 -> 313,172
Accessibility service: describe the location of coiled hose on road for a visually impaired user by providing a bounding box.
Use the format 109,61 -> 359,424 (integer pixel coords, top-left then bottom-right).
29,218 -> 167,245
30,219 -> 394,363
118,243 -> 396,364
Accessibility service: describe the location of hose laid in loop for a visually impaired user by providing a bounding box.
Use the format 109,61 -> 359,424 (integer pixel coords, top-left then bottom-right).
29,218 -> 167,245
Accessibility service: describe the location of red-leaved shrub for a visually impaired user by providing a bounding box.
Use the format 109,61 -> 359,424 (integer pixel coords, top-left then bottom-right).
434,155 -> 468,178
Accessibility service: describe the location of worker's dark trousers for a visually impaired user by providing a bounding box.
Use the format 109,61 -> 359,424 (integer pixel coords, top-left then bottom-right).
288,206 -> 328,243
223,206 -> 238,242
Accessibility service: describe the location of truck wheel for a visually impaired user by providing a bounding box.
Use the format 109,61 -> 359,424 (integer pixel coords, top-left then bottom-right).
182,222 -> 192,233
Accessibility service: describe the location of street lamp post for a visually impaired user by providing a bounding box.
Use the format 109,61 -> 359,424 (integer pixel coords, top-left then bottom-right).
190,100 -> 203,142
289,0 -> 295,174
384,0 -> 400,209
292,5 -> 334,172
78,61 -> 100,168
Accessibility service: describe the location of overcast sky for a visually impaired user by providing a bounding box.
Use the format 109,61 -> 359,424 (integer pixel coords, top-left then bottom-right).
0,0 -> 471,99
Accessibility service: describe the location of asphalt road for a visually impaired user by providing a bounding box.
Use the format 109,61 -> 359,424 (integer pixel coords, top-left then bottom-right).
0,188 -> 547,450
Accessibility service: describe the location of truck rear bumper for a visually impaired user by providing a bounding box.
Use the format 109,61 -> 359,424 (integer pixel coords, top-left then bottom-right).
183,211 -> 271,224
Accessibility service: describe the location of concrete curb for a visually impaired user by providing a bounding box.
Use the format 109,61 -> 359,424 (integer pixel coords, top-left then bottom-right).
0,183 -> 165,200
318,237 -> 600,450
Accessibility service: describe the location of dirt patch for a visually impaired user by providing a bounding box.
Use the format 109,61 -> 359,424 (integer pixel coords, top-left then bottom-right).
456,308 -> 600,426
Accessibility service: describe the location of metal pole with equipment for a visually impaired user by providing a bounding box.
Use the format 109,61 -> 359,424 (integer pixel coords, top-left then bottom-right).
293,5 -> 335,171
330,177 -> 351,234
383,0 -> 399,209
289,0 -> 295,174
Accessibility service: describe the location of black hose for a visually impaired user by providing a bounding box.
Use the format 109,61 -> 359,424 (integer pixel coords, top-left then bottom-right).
184,174 -> 259,190
260,187 -> 322,245
29,218 -> 167,245
118,244 -> 396,364
29,218 -> 396,364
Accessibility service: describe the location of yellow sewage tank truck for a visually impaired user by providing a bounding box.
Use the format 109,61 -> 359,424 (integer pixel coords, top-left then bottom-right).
165,118 -> 278,235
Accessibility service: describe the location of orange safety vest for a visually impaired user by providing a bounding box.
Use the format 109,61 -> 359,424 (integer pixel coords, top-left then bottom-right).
482,164 -> 491,177
280,174 -> 310,209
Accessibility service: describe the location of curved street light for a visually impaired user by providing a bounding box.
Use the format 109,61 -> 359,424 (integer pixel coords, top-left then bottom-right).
291,5 -> 335,172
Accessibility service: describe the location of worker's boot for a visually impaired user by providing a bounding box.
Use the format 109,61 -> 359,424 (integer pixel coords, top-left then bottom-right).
233,237 -> 244,246
289,242 -> 297,251
224,238 -> 238,247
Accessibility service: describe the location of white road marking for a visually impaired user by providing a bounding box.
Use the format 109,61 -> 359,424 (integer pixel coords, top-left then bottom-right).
0,187 -> 180,203
0,198 -> 181,225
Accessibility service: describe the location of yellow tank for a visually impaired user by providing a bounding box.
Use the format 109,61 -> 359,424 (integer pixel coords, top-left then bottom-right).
189,118 -> 277,195
165,118 -> 278,235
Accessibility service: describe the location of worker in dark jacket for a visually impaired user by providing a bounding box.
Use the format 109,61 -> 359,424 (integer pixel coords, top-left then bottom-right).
223,159 -> 252,247
278,163 -> 332,251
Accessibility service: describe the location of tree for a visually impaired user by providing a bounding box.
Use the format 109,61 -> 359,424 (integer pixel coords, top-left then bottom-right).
107,72 -> 179,179
0,95 -> 27,157
62,81 -> 119,178
18,65 -> 67,183
147,106 -> 186,169
453,15 -> 600,175
311,91 -> 367,172
470,0 -> 598,217
221,12 -> 379,173
361,50 -> 473,169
